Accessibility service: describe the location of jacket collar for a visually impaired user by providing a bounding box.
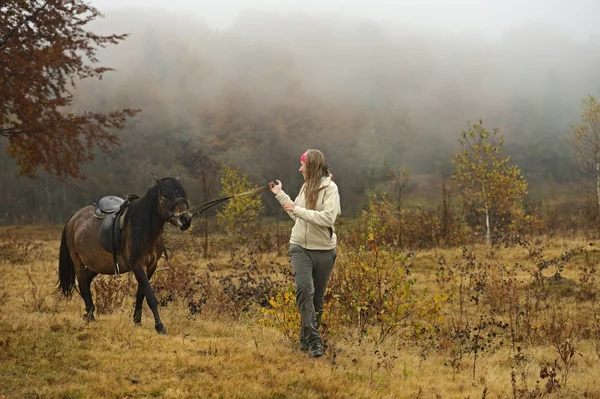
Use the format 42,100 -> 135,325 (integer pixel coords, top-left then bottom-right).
301,175 -> 333,193
319,175 -> 332,189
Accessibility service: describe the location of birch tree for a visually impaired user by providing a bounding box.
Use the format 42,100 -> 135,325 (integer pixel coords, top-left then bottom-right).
568,95 -> 600,215
453,120 -> 528,245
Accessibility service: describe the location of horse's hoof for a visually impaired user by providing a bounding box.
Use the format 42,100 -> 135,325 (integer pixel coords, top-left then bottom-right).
155,323 -> 167,335
133,311 -> 142,325
83,314 -> 95,322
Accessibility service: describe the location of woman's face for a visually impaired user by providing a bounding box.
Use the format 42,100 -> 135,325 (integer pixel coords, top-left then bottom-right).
299,161 -> 306,180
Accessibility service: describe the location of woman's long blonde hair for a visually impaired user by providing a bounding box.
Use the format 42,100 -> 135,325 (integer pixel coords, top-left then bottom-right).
303,149 -> 332,210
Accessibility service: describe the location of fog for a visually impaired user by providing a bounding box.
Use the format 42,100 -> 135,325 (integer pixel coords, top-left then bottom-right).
3,1 -> 600,222
91,0 -> 600,40
79,6 -> 600,173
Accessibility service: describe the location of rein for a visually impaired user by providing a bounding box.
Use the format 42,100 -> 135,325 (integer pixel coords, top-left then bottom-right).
187,185 -> 271,218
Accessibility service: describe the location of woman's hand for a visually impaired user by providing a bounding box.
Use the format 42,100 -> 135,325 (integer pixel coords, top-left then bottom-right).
283,201 -> 295,212
269,180 -> 282,195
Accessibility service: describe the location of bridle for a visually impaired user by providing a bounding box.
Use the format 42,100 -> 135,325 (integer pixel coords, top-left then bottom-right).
159,195 -> 189,223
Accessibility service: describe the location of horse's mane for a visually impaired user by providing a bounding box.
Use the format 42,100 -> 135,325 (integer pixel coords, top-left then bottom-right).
124,178 -> 187,266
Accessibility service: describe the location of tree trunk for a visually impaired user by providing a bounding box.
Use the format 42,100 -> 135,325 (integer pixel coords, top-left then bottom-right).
203,215 -> 208,259
597,162 -> 600,218
276,217 -> 281,256
482,183 -> 491,245
62,182 -> 68,222
44,175 -> 53,223
485,203 -> 491,246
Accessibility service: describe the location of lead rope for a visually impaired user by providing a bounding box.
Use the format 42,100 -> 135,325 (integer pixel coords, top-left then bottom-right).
187,185 -> 271,217
155,185 -> 271,273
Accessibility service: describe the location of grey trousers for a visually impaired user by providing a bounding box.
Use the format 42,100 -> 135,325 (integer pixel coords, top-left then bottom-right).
289,244 -> 336,348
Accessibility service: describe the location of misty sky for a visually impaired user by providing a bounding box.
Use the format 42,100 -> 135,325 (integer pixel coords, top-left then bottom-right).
91,0 -> 600,39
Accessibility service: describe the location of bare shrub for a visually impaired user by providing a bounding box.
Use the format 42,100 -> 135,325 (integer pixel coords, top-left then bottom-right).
93,274 -> 135,315
510,347 -> 544,399
369,349 -> 399,383
443,315 -> 507,380
516,238 -> 583,291
213,255 -> 288,317
0,282 -> 8,314
539,360 -> 561,394
577,248 -> 597,300
593,306 -> 600,360
22,269 -> 52,312
0,236 -> 44,264
539,308 -> 584,388
151,259 -> 198,307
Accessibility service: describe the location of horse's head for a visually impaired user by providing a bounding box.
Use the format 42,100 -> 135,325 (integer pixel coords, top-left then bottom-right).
154,174 -> 192,230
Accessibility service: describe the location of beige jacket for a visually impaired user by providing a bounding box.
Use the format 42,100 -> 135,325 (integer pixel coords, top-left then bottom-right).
275,175 -> 341,250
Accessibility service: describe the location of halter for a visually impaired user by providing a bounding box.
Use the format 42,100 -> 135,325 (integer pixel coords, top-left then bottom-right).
160,196 -> 189,222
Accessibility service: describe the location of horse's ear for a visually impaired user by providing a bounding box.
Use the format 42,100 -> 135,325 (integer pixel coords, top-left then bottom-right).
175,174 -> 180,181
151,173 -> 160,184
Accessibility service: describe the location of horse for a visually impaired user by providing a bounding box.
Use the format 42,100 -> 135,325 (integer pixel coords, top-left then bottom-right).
57,175 -> 192,334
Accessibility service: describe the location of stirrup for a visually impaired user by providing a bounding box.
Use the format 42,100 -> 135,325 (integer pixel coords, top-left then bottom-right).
113,262 -> 121,278
156,256 -> 170,272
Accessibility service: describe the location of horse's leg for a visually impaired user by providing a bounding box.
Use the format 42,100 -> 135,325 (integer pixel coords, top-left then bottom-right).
86,269 -> 98,286
74,261 -> 95,322
133,282 -> 145,325
133,266 -> 156,325
84,269 -> 98,320
132,265 -> 166,334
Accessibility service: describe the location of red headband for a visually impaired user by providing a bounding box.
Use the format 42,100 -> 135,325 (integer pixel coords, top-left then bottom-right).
300,151 -> 308,163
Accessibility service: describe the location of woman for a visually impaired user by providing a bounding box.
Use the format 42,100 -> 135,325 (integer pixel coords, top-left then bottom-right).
269,149 -> 341,358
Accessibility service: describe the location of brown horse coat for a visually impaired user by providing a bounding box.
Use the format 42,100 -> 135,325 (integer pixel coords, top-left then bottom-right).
58,176 -> 191,334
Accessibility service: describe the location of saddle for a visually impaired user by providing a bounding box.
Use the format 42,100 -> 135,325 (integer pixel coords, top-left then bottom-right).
93,194 -> 139,276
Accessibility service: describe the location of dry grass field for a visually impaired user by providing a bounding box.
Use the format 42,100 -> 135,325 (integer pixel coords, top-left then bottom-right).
0,225 -> 599,399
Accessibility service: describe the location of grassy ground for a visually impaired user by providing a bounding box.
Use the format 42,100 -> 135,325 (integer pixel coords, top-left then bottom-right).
0,226 -> 599,398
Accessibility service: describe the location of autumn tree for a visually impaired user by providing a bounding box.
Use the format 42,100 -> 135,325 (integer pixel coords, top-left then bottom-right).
191,151 -> 221,258
384,161 -> 412,211
216,164 -> 264,252
0,0 -> 138,178
452,120 -> 528,245
568,95 -> 600,215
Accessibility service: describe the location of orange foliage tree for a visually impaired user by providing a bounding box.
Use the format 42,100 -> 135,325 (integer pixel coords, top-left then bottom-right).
0,0 -> 138,178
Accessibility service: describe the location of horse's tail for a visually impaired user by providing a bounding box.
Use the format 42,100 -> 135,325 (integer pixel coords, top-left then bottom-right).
58,225 -> 76,299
